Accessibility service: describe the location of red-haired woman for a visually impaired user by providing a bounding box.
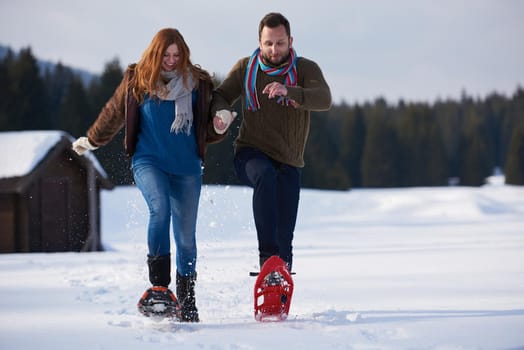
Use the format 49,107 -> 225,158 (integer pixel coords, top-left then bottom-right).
73,28 -> 225,322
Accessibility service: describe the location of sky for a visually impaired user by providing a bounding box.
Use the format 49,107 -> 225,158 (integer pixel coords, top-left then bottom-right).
1,0 -> 523,104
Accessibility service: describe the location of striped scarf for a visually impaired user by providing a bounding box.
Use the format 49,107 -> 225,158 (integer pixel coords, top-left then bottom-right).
244,47 -> 297,111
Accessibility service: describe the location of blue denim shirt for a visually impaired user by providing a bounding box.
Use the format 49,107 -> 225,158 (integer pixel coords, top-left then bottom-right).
132,93 -> 202,175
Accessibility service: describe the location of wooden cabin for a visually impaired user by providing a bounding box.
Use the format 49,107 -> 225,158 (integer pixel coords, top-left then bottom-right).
0,130 -> 113,253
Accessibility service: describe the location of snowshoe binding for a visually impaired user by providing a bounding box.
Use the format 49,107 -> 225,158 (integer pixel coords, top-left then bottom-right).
254,255 -> 294,321
137,286 -> 181,320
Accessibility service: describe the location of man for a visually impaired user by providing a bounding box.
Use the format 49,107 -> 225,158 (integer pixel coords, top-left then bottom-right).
212,12 -> 331,271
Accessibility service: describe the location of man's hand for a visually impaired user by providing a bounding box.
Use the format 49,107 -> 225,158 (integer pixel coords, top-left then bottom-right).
72,137 -> 98,155
263,82 -> 298,108
262,82 -> 288,99
213,110 -> 238,134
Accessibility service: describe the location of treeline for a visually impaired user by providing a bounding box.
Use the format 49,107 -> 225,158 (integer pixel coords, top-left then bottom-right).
1,46 -> 523,189
301,93 -> 524,189
0,47 -> 134,184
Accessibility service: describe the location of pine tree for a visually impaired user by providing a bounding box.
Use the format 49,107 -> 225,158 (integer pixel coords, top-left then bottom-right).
57,75 -> 92,136
88,58 -> 122,109
302,108 -> 351,190
340,104 -> 365,188
501,88 -> 524,169
361,100 -> 401,187
4,47 -> 49,130
397,103 -> 448,186
504,123 -> 524,185
43,62 -> 76,129
0,49 -> 13,130
433,100 -> 463,179
459,104 -> 493,186
504,88 -> 524,185
483,93 -> 507,170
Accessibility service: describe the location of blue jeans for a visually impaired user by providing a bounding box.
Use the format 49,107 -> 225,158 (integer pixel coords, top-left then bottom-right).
234,147 -> 300,270
133,164 -> 201,276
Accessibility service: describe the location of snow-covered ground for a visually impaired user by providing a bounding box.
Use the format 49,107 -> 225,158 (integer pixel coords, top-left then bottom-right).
1,179 -> 524,350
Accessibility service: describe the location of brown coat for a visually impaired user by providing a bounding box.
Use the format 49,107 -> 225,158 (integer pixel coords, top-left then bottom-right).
87,64 -> 224,159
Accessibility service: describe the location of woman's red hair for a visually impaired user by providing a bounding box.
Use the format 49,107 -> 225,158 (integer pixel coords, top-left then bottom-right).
130,28 -> 209,103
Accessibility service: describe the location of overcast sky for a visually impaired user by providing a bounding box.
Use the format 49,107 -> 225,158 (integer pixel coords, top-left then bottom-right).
1,0 -> 523,104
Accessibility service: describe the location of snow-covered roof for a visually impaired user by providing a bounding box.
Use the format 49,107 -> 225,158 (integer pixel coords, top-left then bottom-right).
0,130 -> 107,179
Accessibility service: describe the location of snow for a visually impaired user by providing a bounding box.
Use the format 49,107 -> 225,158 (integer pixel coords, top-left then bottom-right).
0,130 -> 65,179
0,130 -> 107,179
1,180 -> 524,349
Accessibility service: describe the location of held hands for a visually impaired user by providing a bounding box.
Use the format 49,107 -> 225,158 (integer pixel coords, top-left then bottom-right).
72,137 -> 98,156
213,110 -> 237,134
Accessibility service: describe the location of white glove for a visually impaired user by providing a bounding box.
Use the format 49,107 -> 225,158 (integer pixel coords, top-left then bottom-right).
213,110 -> 237,134
72,137 -> 98,156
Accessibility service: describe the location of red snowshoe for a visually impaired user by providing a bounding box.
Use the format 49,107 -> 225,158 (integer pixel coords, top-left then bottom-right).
254,256 -> 294,321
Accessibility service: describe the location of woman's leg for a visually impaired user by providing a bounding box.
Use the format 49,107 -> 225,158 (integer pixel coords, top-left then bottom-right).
133,164 -> 171,257
168,173 -> 202,277
168,173 -> 202,322
133,164 -> 172,287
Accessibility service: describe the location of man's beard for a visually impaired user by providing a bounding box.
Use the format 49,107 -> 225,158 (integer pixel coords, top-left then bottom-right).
261,51 -> 290,67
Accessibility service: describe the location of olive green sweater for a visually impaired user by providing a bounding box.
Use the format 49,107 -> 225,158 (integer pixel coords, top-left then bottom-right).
212,56 -> 331,168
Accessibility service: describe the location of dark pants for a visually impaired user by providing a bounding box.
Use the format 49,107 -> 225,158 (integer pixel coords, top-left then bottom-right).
234,147 -> 300,270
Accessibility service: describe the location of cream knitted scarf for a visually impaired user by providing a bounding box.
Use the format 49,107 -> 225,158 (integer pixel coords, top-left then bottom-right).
156,70 -> 195,135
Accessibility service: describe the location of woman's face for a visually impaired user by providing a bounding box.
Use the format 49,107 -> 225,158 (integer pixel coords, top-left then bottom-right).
162,43 -> 180,71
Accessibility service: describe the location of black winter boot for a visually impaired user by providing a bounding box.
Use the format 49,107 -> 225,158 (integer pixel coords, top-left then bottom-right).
260,255 -> 292,272
147,255 -> 171,287
176,271 -> 199,322
138,255 -> 180,319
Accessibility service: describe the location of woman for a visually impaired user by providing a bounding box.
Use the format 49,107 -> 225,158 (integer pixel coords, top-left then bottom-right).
72,28 -> 225,322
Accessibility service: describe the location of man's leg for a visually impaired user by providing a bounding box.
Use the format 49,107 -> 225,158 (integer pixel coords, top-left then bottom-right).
234,148 -> 279,266
276,164 -> 301,271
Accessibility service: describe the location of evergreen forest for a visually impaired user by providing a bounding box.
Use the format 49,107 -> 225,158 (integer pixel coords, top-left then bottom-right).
1,46 -> 523,189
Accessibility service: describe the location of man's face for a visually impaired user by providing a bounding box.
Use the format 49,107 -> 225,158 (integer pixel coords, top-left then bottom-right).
259,25 -> 293,66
